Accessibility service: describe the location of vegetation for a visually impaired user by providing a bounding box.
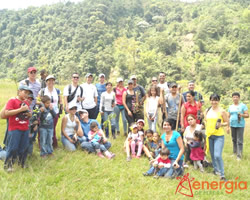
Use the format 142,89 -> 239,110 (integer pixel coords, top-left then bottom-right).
0,0 -> 249,106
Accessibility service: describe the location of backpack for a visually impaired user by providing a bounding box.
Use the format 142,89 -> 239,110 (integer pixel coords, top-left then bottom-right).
67,85 -> 83,103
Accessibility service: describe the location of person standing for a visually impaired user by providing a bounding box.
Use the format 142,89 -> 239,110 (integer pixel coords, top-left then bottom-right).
182,81 -> 204,104
95,73 -> 106,126
40,69 -> 48,89
81,73 -> 98,119
228,92 -> 249,160
130,75 -> 146,121
20,67 -> 41,109
63,73 -> 84,113
113,78 -> 128,136
165,82 -> 184,130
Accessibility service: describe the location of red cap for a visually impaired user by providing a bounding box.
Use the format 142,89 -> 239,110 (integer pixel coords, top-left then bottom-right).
27,67 -> 37,73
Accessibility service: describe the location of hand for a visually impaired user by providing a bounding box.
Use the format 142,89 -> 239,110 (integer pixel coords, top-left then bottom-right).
181,126 -> 185,133
40,107 -> 45,112
158,163 -> 164,168
65,106 -> 69,113
69,138 -> 75,144
112,103 -> 115,108
100,112 -> 104,116
20,104 -> 29,112
24,112 -> 32,118
173,161 -> 179,169
128,110 -> 132,116
226,127 -> 230,134
150,159 -> 156,164
33,125 -> 38,131
49,104 -> 53,110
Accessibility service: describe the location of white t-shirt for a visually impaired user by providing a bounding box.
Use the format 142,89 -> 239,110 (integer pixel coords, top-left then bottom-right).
128,131 -> 143,141
158,82 -> 170,95
63,84 -> 83,111
147,96 -> 159,114
81,83 -> 98,109
184,124 -> 202,141
99,91 -> 115,112
39,87 -> 59,114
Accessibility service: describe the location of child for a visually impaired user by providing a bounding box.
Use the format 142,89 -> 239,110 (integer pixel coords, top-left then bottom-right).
4,85 -> 32,171
143,148 -> 171,178
146,85 -> 159,132
189,130 -> 205,172
88,122 -> 115,159
39,95 -> 56,157
143,131 -> 161,160
127,124 -> 143,159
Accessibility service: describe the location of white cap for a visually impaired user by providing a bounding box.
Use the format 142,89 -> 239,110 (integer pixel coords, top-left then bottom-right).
130,75 -> 137,80
116,78 -> 123,83
99,73 -> 105,78
45,75 -> 55,81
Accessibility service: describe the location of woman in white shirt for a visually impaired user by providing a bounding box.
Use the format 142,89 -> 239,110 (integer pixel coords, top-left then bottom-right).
146,85 -> 160,132
100,82 -> 116,139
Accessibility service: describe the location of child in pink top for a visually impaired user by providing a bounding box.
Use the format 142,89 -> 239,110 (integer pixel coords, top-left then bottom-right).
127,124 -> 143,158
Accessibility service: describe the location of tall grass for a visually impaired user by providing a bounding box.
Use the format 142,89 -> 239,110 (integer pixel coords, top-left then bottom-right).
0,80 -> 249,200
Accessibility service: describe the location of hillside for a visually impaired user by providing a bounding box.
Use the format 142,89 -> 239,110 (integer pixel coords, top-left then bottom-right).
0,0 -> 249,104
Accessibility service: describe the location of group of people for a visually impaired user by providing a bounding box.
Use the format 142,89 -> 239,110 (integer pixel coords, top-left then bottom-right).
0,68 -> 249,181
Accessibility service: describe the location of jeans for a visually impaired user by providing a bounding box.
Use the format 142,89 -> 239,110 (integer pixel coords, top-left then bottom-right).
147,166 -> 169,176
39,128 -> 53,156
164,159 -> 184,178
209,135 -> 225,177
81,141 -> 111,153
5,130 -> 29,167
114,105 -> 127,134
147,114 -> 157,132
231,127 -> 244,158
103,111 -> 116,138
61,135 -> 86,151
53,114 -> 59,148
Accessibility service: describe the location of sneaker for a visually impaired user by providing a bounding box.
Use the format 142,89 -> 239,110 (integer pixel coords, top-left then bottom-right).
213,171 -> 220,176
7,166 -> 14,173
154,175 -> 160,179
108,153 -> 116,160
183,163 -> 189,168
237,157 -> 241,161
97,152 -> 105,158
126,157 -> 131,162
143,172 -> 152,176
200,167 -> 204,173
220,177 -> 227,182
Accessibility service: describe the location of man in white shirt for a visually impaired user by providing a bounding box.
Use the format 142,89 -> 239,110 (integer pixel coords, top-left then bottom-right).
157,72 -> 170,94
63,73 -> 84,113
81,73 -> 98,119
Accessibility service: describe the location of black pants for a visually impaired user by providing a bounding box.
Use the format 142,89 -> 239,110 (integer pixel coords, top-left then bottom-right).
85,106 -> 97,119
124,109 -> 136,127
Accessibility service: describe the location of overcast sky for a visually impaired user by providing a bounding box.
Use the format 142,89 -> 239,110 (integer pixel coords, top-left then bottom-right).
0,0 -> 83,10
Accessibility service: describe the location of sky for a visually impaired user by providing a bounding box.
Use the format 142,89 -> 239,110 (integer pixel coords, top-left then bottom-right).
0,0 -> 83,10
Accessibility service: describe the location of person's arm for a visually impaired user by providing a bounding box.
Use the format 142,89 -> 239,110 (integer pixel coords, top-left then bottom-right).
0,104 -> 7,119
173,136 -> 184,167
153,97 -> 160,119
61,116 -> 74,143
146,97 -> 150,118
99,93 -> 104,113
75,117 -> 83,137
241,106 -> 249,118
64,96 -> 69,113
180,104 -> 186,132
221,109 -> 229,134
5,103 -> 29,117
94,87 -> 98,105
122,92 -> 132,116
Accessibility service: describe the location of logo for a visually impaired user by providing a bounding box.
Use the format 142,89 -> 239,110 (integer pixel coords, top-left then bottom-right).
175,173 -> 247,197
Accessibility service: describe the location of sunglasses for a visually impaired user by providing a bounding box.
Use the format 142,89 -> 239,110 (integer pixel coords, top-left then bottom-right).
172,86 -> 177,88
152,80 -> 157,82
73,77 -> 79,79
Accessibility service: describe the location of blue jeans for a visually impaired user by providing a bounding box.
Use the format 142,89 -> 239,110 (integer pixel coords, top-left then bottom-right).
61,135 -> 87,151
5,130 -> 29,166
114,105 -> 127,134
164,159 -> 184,178
147,166 -> 169,176
81,141 -> 111,153
103,111 -> 116,138
39,128 -> 53,156
209,135 -> 225,177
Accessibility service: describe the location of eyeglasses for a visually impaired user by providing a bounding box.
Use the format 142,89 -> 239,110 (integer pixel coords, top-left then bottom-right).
152,80 -> 157,82
172,86 -> 177,88
73,77 -> 79,79
30,71 -> 36,74
132,78 -> 136,80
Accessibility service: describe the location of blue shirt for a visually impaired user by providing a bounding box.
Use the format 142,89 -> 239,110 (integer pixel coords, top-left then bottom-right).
96,83 -> 106,106
80,119 -> 101,139
228,103 -> 248,127
161,131 -> 184,160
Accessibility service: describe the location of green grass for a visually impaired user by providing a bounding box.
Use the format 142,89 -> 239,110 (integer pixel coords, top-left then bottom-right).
0,80 -> 249,200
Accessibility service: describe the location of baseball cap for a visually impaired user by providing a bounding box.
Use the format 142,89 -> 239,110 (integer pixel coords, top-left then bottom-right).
170,82 -> 178,88
116,78 -> 123,83
69,104 -> 77,110
78,109 -> 88,114
127,79 -> 133,84
19,85 -> 33,93
99,73 -> 105,78
131,124 -> 138,129
85,73 -> 93,78
27,67 -> 37,73
28,93 -> 34,100
152,77 -> 157,81
45,75 -> 56,82
130,75 -> 137,80
137,119 -> 145,125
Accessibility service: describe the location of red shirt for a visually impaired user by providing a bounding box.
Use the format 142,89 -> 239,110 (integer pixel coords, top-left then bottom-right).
184,101 -> 201,128
115,87 -> 127,105
6,98 -> 30,131
157,157 -> 171,164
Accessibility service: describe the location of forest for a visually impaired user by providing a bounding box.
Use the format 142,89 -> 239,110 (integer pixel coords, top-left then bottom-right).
0,0 -> 249,105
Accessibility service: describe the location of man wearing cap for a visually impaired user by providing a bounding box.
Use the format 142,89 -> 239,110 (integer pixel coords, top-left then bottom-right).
95,73 -> 106,124
165,82 -> 184,130
20,67 -> 41,110
40,69 -> 48,89
131,75 -> 146,121
78,109 -> 111,153
80,73 -> 98,119
182,81 -> 204,104
4,85 -> 32,171
63,72 -> 84,113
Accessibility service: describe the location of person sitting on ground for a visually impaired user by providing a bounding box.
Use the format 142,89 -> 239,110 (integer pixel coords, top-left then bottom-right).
143,148 -> 171,178
88,122 -> 115,159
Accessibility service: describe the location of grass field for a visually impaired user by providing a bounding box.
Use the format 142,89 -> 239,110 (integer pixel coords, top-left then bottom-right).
0,80 -> 249,200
